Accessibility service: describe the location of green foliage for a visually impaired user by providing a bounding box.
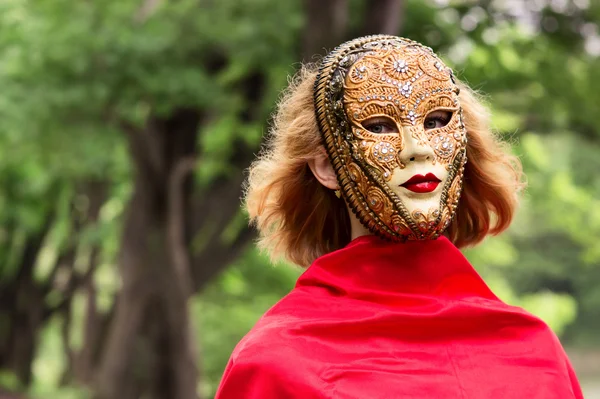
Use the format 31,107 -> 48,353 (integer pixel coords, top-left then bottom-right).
0,370 -> 22,391
194,249 -> 301,397
1,0 -> 600,397
31,317 -> 65,389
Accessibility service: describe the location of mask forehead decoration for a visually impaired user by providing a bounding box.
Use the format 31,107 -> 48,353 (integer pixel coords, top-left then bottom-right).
314,35 -> 467,241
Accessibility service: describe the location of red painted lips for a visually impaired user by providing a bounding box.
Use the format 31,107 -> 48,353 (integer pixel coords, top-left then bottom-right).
401,173 -> 441,193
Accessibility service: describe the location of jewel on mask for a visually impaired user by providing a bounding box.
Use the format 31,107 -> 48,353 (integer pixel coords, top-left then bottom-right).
353,68 -> 366,81
399,82 -> 413,97
407,110 -> 418,124
433,135 -> 455,158
393,59 -> 409,73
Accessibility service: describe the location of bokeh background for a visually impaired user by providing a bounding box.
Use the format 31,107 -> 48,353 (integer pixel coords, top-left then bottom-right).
0,0 -> 599,398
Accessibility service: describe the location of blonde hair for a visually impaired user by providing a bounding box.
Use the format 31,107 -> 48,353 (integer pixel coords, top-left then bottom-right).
245,63 -> 524,267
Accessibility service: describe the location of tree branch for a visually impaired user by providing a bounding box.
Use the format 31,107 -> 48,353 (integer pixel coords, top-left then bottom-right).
123,119 -> 166,187
73,244 -> 102,384
167,156 -> 197,297
192,226 -> 255,292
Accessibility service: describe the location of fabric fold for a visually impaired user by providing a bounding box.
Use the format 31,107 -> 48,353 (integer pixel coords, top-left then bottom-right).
216,236 -> 583,399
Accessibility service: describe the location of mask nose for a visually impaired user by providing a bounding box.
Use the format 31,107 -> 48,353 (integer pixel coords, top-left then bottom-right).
398,125 -> 435,165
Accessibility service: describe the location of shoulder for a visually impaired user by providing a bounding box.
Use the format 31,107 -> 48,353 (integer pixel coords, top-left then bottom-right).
230,290 -> 318,364
216,351 -> 323,399
216,292 -> 326,399
231,317 -> 300,364
228,286 -> 335,368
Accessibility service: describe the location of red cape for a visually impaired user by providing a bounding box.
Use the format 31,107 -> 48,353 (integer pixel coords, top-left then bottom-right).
216,236 -> 583,398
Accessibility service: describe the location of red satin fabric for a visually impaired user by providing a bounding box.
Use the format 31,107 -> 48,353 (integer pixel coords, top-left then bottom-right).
215,236 -> 583,398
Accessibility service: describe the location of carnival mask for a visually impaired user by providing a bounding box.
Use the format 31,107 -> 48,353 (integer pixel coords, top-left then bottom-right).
314,35 -> 467,241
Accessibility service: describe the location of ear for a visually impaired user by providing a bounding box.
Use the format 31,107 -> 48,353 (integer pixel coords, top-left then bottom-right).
308,148 -> 338,190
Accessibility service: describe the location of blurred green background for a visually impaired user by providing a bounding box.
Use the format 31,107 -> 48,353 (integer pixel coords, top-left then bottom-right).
0,0 -> 599,398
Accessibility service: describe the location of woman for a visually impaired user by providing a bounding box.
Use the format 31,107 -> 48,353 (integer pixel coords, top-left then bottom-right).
215,35 -> 583,398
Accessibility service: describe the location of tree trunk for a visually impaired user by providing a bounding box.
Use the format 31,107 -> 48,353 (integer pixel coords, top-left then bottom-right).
64,181 -> 108,385
302,0 -> 406,62
302,0 -> 349,61
94,110 -> 201,399
0,210 -> 55,386
360,0 -> 405,36
94,80 -> 262,398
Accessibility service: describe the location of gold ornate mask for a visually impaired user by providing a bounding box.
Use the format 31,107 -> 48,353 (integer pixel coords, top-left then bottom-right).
314,35 -> 467,241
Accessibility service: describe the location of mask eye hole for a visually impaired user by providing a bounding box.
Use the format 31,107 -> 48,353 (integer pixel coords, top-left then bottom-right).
424,110 -> 453,130
361,116 -> 399,134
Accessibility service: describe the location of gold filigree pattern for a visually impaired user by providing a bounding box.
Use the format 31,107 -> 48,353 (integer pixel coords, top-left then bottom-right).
412,208 -> 442,233
352,128 -> 403,180
314,35 -> 467,242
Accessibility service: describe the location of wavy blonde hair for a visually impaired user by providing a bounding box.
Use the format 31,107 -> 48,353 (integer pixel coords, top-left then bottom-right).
245,63 -> 524,267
